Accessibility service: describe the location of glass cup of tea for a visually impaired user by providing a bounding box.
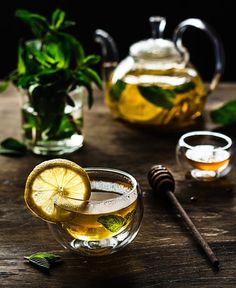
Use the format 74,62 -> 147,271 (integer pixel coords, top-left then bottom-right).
176,131 -> 233,181
48,168 -> 143,256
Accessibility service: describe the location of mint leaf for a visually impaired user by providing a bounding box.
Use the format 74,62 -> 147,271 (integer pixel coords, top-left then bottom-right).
0,81 -> 9,92
98,210 -> 136,232
0,147 -> 25,156
25,256 -> 50,270
60,20 -> 76,29
124,209 -> 136,225
15,10 -> 49,38
211,100 -> 236,125
138,85 -> 175,109
83,67 -> 102,89
1,9 -> 102,144
52,9 -> 65,30
110,80 -> 126,101
24,252 -> 62,270
97,215 -> 125,232
173,81 -> 196,94
17,43 -> 26,74
83,55 -> 101,66
0,138 -> 27,155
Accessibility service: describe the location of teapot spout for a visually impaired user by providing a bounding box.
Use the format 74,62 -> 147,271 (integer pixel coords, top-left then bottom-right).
94,29 -> 119,82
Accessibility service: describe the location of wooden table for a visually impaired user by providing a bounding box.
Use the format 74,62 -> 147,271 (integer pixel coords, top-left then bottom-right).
0,84 -> 236,288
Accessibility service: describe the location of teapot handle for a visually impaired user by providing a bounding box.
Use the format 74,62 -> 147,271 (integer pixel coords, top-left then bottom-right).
173,19 -> 224,95
94,29 -> 119,82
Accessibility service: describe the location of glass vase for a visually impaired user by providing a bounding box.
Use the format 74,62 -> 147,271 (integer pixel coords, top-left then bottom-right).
21,86 -> 84,155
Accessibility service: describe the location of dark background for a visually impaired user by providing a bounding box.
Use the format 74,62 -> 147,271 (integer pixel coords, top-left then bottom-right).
0,0 -> 234,81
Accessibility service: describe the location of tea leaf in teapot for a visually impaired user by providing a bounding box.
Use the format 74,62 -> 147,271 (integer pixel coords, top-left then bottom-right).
138,86 -> 175,109
110,80 -> 126,101
173,81 -> 196,94
211,100 -> 236,125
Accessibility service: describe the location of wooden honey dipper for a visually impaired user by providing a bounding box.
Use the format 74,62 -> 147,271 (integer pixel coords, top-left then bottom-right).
148,165 -> 219,268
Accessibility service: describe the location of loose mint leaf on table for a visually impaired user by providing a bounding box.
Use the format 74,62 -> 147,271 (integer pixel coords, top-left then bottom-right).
0,138 -> 27,156
98,215 -> 125,232
24,252 -> 62,270
110,80 -> 126,101
211,100 -> 236,125
138,86 -> 175,109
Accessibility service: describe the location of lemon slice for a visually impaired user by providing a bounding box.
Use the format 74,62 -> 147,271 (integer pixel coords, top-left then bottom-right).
24,159 -> 91,223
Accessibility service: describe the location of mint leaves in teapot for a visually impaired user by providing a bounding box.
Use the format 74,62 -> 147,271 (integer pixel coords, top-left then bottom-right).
107,73 -> 201,127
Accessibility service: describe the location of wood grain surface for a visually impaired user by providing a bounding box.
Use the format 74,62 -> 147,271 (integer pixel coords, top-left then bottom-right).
0,84 -> 235,288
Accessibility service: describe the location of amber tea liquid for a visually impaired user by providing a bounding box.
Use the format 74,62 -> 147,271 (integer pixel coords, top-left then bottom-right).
56,191 -> 137,241
186,145 -> 230,171
106,68 -> 206,129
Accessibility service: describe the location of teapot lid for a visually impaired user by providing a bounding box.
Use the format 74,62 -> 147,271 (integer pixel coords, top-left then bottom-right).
129,16 -> 189,65
130,38 -> 189,64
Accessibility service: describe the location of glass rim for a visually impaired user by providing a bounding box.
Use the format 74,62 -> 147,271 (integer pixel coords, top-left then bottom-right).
178,130 -> 232,150
55,167 -> 139,205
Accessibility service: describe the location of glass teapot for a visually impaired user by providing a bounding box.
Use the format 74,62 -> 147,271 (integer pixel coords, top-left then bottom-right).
95,17 -> 224,130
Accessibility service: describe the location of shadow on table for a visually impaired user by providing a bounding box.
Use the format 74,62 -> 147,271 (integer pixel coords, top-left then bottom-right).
58,248 -> 147,288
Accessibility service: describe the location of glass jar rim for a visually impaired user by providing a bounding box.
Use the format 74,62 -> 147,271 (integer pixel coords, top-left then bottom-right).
54,167 -> 139,214
178,131 -> 232,150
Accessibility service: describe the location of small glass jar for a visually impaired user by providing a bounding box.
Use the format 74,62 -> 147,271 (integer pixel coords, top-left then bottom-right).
176,131 -> 233,181
48,168 -> 143,256
20,86 -> 84,155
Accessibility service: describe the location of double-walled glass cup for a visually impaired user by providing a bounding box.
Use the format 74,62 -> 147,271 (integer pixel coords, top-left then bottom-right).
176,131 -> 233,181
48,168 -> 143,256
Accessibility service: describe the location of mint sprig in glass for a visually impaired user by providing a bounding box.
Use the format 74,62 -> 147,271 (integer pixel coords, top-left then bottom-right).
1,9 -> 102,155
